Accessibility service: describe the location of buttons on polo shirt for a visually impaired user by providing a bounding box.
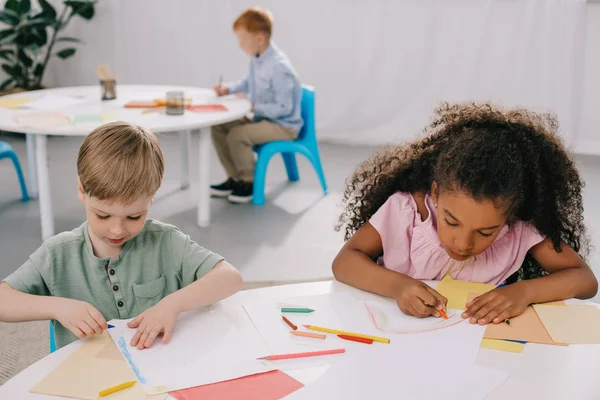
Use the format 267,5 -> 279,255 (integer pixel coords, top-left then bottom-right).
117,301 -> 124,307
109,269 -> 115,275
112,285 -> 119,292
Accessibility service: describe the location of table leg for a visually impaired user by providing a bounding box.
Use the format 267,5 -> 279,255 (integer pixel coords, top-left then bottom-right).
36,135 -> 54,240
180,129 -> 192,190
26,134 -> 38,198
197,127 -> 211,227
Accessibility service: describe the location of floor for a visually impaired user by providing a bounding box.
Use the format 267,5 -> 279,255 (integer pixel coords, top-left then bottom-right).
1,132 -> 600,385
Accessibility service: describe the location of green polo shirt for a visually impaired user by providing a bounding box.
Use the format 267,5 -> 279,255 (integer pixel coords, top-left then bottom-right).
3,219 -> 224,349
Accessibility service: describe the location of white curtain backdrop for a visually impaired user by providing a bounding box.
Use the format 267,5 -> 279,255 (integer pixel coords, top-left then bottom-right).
46,0 -> 588,147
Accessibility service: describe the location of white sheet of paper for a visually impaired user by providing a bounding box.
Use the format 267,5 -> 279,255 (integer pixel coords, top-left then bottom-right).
243,292 -> 381,353
25,94 -> 87,110
284,356 -> 508,400
107,304 -> 273,394
244,292 -> 486,371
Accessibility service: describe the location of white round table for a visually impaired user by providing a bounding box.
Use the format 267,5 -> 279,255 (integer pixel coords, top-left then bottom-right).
0,85 -> 251,240
1,281 -> 599,399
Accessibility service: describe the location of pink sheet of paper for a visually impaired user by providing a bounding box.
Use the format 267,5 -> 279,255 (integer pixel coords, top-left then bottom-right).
169,370 -> 303,400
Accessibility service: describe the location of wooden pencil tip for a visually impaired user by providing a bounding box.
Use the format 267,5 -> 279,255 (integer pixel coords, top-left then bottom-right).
302,324 -> 310,328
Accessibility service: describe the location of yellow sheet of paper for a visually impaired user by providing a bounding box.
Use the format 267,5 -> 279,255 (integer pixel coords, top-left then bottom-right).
435,275 -> 496,310
480,338 -> 525,353
533,304 -> 600,344
30,332 -> 166,400
0,97 -> 32,109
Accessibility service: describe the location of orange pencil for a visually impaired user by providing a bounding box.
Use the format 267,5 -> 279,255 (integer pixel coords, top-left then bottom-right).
282,315 -> 297,330
439,309 -> 448,320
290,330 -> 326,339
338,334 -> 373,344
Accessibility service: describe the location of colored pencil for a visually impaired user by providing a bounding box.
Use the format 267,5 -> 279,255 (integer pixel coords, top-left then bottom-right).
281,308 -> 314,313
282,315 -> 297,330
257,348 -> 345,361
107,324 -> 115,329
290,330 -> 326,339
99,381 -> 137,397
302,325 -> 390,344
439,309 -> 449,320
338,334 -> 373,344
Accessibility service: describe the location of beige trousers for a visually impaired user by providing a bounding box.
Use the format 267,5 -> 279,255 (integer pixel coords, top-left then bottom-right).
211,118 -> 297,182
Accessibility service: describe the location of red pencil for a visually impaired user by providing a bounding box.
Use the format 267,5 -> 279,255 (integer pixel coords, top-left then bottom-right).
257,348 -> 345,361
282,315 -> 297,330
338,334 -> 373,344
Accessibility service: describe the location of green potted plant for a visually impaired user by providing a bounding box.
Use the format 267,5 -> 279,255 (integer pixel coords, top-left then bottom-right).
0,0 -> 96,93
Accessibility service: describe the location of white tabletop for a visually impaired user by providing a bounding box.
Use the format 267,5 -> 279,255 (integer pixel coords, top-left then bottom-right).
0,84 -> 251,135
1,281 -> 599,400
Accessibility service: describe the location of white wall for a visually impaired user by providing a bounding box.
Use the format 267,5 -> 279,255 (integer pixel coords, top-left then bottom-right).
6,0 -> 600,152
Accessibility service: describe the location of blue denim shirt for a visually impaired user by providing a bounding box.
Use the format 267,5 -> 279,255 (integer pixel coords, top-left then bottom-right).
227,43 -> 303,132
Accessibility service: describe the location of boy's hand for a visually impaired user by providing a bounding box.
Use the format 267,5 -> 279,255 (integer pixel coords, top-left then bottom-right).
55,299 -> 108,339
213,85 -> 229,96
395,276 -> 447,318
462,284 -> 530,325
128,297 -> 180,350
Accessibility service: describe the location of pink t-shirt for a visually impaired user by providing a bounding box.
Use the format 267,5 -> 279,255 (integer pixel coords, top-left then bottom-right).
369,192 -> 545,284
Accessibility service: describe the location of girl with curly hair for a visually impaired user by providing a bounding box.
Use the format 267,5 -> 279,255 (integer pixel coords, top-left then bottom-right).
333,103 -> 597,326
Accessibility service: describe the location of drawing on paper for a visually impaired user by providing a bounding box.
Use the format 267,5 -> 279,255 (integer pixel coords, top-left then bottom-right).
365,301 -> 465,334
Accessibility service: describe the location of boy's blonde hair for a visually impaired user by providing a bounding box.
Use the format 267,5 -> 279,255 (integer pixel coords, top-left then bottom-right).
233,6 -> 273,38
77,121 -> 164,203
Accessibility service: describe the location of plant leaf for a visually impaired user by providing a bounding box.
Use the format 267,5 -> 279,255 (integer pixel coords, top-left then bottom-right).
0,10 -> 21,26
0,28 -> 18,43
37,0 -> 57,19
31,28 -> 48,46
18,49 -> 33,67
64,1 -> 95,20
1,63 -> 22,77
5,0 -> 20,14
56,36 -> 82,43
20,0 -> 32,13
33,63 -> 43,77
56,47 -> 76,59
23,16 -> 55,27
0,50 -> 13,61
0,77 -> 15,90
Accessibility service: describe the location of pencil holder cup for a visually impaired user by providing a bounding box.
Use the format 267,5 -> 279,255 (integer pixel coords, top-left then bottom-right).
166,91 -> 185,115
100,79 -> 117,100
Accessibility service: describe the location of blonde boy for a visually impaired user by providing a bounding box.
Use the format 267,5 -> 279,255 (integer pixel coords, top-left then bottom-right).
211,6 -> 303,203
0,122 -> 243,350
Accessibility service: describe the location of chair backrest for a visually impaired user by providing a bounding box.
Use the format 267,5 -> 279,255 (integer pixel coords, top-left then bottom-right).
298,85 -> 316,143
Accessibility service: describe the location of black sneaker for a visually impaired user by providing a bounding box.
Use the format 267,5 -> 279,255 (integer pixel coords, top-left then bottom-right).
210,178 -> 237,197
228,181 -> 253,204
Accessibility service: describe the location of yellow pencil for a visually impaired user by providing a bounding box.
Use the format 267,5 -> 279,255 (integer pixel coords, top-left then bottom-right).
302,325 -> 390,344
99,381 -> 137,397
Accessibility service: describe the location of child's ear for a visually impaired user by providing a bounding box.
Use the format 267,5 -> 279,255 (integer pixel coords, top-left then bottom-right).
431,181 -> 439,205
77,177 -> 86,204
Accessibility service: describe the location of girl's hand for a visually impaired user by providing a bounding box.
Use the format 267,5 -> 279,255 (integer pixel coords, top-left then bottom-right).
395,276 -> 448,318
463,284 -> 530,325
55,298 -> 108,339
128,297 -> 180,350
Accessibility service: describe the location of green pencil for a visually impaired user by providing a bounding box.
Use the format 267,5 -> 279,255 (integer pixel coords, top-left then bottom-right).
281,308 -> 314,313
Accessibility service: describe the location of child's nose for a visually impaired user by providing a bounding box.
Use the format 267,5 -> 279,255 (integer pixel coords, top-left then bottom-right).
454,235 -> 474,252
109,223 -> 125,235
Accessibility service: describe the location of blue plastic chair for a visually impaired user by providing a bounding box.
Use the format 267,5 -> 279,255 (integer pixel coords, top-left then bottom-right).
0,140 -> 29,201
49,321 -> 56,353
252,85 -> 328,205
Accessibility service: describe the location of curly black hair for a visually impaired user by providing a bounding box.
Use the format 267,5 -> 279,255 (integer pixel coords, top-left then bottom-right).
336,102 -> 589,282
